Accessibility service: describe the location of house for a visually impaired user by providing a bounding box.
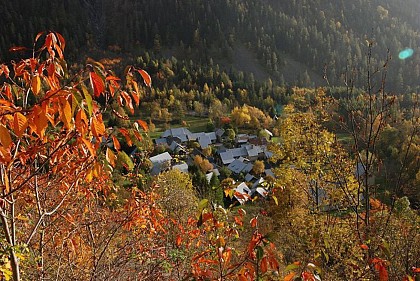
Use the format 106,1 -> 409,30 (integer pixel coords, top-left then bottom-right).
172,162 -> 189,173
161,127 -> 193,143
169,141 -> 186,154
234,182 -> 251,204
215,128 -> 225,142
245,173 -> 255,182
220,151 -> 235,165
251,187 -> 269,198
227,159 -> 248,174
149,152 -> 173,175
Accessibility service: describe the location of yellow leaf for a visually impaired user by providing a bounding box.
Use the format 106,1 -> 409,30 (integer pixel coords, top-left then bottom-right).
59,97 -> 72,129
0,125 -> 12,147
85,168 -> 93,182
91,114 -> 105,138
106,148 -> 116,167
31,75 -> 41,95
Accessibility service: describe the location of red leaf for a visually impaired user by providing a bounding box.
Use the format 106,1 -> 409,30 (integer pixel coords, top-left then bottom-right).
250,217 -> 257,228
137,69 -> 152,87
56,32 -> 66,51
260,256 -> 268,273
176,235 -> 182,246
90,72 -> 105,97
302,271 -> 315,281
360,244 -> 369,250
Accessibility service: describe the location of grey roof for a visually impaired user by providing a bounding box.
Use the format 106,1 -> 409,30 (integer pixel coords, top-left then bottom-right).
245,173 -> 255,182
155,138 -> 168,145
231,147 -> 248,158
215,128 -> 225,137
161,127 -> 193,142
264,151 -> 274,158
172,163 -> 189,173
243,163 -> 254,173
252,177 -> 265,189
150,166 -> 162,176
149,152 -> 172,164
220,151 -> 235,165
227,159 -> 248,174
197,135 -> 212,149
206,132 -> 217,141
265,169 -> 275,178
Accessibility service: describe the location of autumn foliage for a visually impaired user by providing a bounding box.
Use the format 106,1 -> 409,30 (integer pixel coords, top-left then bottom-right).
1,32 -> 418,281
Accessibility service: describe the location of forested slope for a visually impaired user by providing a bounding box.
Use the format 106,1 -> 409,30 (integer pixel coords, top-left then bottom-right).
1,0 -> 419,91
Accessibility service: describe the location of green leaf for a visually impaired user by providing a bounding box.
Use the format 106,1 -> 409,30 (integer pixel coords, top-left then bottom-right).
81,84 -> 93,117
198,199 -> 208,212
285,263 -> 300,272
256,246 -> 264,260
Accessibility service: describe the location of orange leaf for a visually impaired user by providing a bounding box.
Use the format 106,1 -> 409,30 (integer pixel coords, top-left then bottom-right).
0,125 -> 12,147
32,105 -> 48,138
112,135 -> 121,150
136,119 -> 148,131
75,109 -> 88,136
137,69 -> 152,87
284,272 -> 296,281
238,274 -> 248,281
119,128 -> 132,146
131,91 -> 140,106
90,72 -> 105,97
3,84 -> 13,100
81,137 -> 95,156
13,112 -> 28,138
91,115 -> 105,138
31,75 -> 41,95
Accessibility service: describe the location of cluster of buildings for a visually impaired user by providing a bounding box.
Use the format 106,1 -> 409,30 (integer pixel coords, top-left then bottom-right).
149,127 -> 275,204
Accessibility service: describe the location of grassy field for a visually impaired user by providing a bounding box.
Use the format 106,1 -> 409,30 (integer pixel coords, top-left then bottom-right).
146,115 -> 210,139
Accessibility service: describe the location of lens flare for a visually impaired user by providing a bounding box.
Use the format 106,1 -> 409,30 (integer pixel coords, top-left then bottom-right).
398,48 -> 414,60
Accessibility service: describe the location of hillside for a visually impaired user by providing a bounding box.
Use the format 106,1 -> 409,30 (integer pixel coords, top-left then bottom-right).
1,0 -> 419,91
